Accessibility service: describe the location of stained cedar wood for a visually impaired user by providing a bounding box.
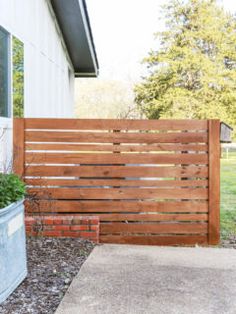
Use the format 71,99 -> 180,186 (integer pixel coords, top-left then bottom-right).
71,213 -> 208,221
100,223 -> 208,234
99,235 -> 208,245
24,178 -> 208,187
25,143 -> 208,152
25,118 -> 208,131
27,187 -> 208,200
208,120 -> 220,245
25,165 -> 208,177
25,152 -> 208,165
15,118 -> 221,246
13,119 -> 25,178
25,131 -> 208,143
25,200 -> 209,213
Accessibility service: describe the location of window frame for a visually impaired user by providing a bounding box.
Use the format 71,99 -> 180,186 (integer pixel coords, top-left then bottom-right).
0,26 -> 12,119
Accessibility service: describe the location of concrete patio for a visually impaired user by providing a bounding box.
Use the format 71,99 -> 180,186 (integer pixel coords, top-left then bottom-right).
56,244 -> 236,314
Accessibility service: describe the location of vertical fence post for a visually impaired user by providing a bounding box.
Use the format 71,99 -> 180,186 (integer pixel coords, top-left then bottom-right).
208,119 -> 220,245
13,118 -> 25,178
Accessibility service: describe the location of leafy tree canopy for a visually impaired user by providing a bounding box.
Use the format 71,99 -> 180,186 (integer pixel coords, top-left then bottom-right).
13,36 -> 24,118
135,0 -> 236,137
75,79 -> 141,119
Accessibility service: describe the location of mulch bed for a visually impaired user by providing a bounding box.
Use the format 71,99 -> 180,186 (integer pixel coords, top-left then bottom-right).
221,235 -> 236,249
0,237 -> 95,314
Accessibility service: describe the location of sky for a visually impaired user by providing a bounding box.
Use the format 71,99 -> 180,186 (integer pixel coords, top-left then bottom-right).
86,0 -> 236,82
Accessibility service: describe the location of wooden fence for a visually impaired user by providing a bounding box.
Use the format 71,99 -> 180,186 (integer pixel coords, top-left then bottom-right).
13,118 -> 220,245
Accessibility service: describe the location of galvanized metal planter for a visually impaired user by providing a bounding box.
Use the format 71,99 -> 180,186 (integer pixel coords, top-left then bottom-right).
0,200 -> 27,303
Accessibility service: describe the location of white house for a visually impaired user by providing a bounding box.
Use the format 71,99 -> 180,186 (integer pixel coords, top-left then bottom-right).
0,0 -> 98,171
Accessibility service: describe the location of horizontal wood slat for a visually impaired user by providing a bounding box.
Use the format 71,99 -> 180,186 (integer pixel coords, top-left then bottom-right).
25,118 -> 208,131
25,200 -> 208,213
83,213 -> 208,222
25,165 -> 208,178
25,178 -> 208,187
14,117 -> 220,246
27,187 -> 208,200
25,152 -> 208,165
25,131 -> 208,144
100,223 -> 208,234
99,235 -> 208,245
25,143 -> 208,152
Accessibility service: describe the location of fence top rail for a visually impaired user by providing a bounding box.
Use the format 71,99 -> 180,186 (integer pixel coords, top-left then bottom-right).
23,118 -> 208,131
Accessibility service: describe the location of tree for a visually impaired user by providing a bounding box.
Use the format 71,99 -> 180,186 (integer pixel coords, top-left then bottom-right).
134,0 -> 236,137
75,79 -> 141,119
13,37 -> 24,118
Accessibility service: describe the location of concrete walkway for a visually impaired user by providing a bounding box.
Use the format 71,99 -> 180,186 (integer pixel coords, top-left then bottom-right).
55,245 -> 236,314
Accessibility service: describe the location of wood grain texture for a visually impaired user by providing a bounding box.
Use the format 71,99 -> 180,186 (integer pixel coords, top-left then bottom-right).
25,152 -> 208,165
84,213 -> 208,222
19,118 -> 220,246
25,165 -> 208,178
25,143 -> 208,152
27,187 -> 208,200
25,118 -> 208,131
100,235 -> 208,245
13,118 -> 25,178
208,120 -> 220,245
100,222 -> 208,234
25,178 -> 208,188
25,131 -> 208,144
25,200 -> 208,213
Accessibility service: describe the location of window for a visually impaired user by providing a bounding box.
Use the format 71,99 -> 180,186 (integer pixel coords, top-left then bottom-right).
0,30 -> 24,118
0,27 -> 9,117
12,36 -> 24,117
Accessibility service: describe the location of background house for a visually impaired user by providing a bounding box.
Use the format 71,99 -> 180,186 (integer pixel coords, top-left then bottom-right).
0,0 -> 98,171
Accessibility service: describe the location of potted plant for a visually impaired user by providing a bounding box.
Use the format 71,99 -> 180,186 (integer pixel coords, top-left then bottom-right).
0,173 -> 27,303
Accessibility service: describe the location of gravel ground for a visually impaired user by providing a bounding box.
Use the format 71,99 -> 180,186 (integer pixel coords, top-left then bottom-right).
0,237 -> 95,314
221,235 -> 236,249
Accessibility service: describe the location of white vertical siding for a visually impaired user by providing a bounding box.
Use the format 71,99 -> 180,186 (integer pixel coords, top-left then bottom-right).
0,0 -> 75,171
0,119 -> 12,172
0,0 -> 75,118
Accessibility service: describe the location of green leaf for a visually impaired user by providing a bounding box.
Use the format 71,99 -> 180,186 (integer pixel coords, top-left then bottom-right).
134,0 -> 236,138
0,173 -> 26,209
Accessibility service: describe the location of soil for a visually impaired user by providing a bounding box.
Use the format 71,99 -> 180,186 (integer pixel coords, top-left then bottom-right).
0,237 -> 95,314
221,235 -> 236,249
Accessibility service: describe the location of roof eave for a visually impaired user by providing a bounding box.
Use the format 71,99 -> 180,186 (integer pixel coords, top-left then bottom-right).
50,0 -> 99,78
75,70 -> 99,78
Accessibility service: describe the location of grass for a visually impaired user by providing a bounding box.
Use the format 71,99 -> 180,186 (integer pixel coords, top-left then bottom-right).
220,154 -> 236,239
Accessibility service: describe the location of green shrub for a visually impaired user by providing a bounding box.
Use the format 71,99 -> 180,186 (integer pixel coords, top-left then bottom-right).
0,173 -> 26,209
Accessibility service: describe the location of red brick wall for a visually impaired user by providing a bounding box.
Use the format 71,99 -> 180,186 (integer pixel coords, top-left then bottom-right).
25,215 -> 99,243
